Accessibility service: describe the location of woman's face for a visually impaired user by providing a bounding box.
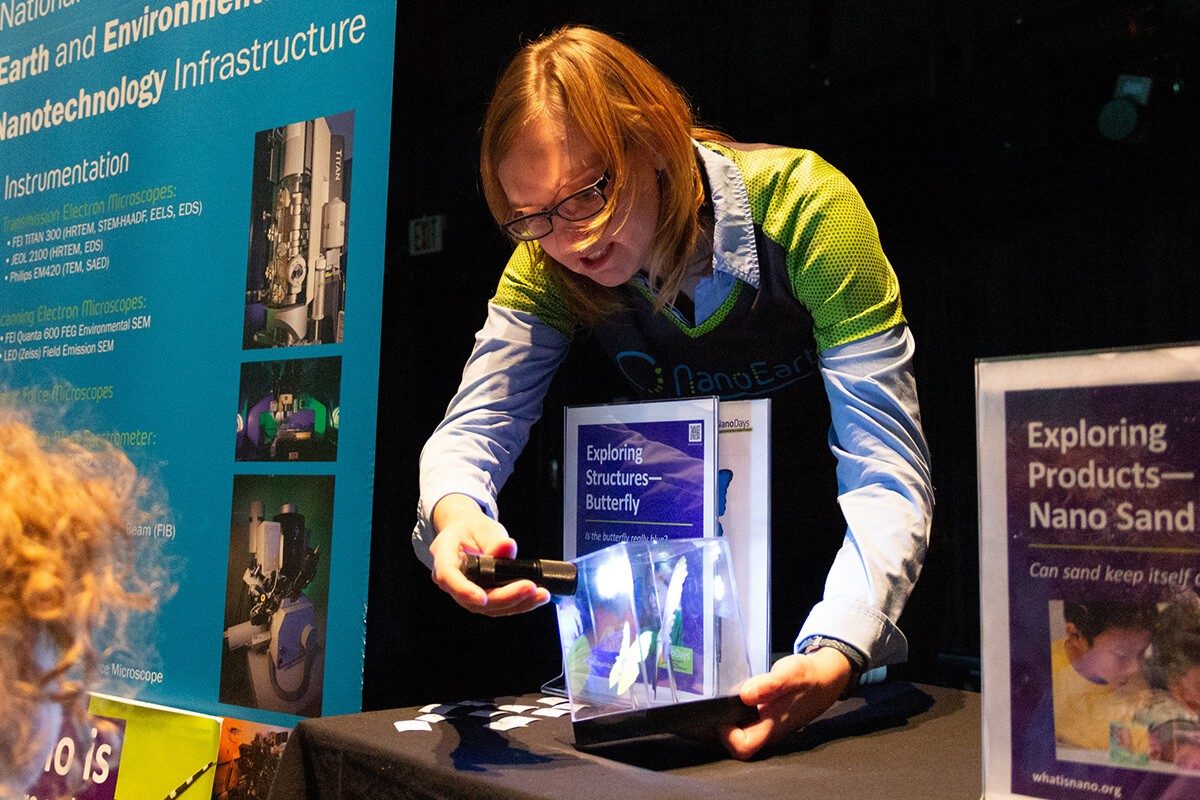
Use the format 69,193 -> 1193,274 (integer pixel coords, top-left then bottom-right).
497,115 -> 661,287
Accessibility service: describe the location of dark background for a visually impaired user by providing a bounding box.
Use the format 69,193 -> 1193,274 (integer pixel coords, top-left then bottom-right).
363,1 -> 1200,709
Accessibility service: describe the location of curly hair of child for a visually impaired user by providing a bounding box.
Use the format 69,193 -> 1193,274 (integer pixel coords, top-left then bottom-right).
0,410 -> 162,788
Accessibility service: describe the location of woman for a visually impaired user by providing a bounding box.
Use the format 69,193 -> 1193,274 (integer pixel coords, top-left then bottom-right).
412,26 -> 933,759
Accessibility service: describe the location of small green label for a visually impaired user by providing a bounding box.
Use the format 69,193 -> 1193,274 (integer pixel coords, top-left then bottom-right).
670,645 -> 693,675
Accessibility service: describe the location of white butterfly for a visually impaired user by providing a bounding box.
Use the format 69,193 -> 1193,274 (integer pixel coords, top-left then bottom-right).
655,556 -> 689,696
661,556 -> 688,641
609,620 -> 655,696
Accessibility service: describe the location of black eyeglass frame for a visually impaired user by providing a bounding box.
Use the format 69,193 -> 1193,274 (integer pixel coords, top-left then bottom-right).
502,172 -> 610,241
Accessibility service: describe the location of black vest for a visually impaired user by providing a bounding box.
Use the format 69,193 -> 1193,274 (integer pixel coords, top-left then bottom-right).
592,230 -> 846,654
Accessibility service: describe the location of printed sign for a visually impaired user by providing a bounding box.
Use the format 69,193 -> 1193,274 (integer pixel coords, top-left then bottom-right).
979,344 -> 1200,799
564,397 -> 717,559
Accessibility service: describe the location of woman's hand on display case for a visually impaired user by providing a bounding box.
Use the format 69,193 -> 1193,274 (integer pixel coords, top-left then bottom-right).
720,648 -> 853,760
428,493 -> 551,616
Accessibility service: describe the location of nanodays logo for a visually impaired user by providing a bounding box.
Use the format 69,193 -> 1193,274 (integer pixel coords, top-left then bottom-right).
614,349 -> 818,398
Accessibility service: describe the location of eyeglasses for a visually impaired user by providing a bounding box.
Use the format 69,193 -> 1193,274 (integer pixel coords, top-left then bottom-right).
502,172 -> 610,241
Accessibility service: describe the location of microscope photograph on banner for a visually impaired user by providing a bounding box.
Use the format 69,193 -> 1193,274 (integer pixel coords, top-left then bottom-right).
212,717 -> 292,800
219,474 -> 334,717
243,110 -> 354,349
235,356 -> 342,462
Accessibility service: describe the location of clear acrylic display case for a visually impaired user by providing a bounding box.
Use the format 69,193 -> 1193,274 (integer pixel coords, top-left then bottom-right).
554,537 -> 755,746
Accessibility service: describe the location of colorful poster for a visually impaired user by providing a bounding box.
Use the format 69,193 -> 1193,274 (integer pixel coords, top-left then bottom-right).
211,716 -> 291,800
25,714 -> 126,800
88,693 -> 222,800
979,344 -> 1200,800
0,0 -> 397,730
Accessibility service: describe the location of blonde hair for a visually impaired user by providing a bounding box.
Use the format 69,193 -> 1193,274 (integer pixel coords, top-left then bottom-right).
0,410 -> 158,794
480,26 -> 729,324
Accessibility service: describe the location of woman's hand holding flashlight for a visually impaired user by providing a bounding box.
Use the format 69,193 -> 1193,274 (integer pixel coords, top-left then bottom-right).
428,493 -> 550,616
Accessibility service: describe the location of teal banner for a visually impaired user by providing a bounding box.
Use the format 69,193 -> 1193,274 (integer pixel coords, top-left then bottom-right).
0,0 -> 396,728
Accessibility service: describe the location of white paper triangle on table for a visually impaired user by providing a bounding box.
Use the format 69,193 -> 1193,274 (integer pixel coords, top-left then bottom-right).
394,720 -> 433,733
532,707 -> 571,717
488,716 -> 537,731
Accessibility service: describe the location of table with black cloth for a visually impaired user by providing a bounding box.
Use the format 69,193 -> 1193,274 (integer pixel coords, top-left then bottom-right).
269,681 -> 981,800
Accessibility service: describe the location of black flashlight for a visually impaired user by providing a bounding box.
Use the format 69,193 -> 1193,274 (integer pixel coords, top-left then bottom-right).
460,554 -> 578,596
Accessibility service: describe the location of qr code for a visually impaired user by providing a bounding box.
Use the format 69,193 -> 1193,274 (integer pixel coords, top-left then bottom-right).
688,422 -> 702,443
